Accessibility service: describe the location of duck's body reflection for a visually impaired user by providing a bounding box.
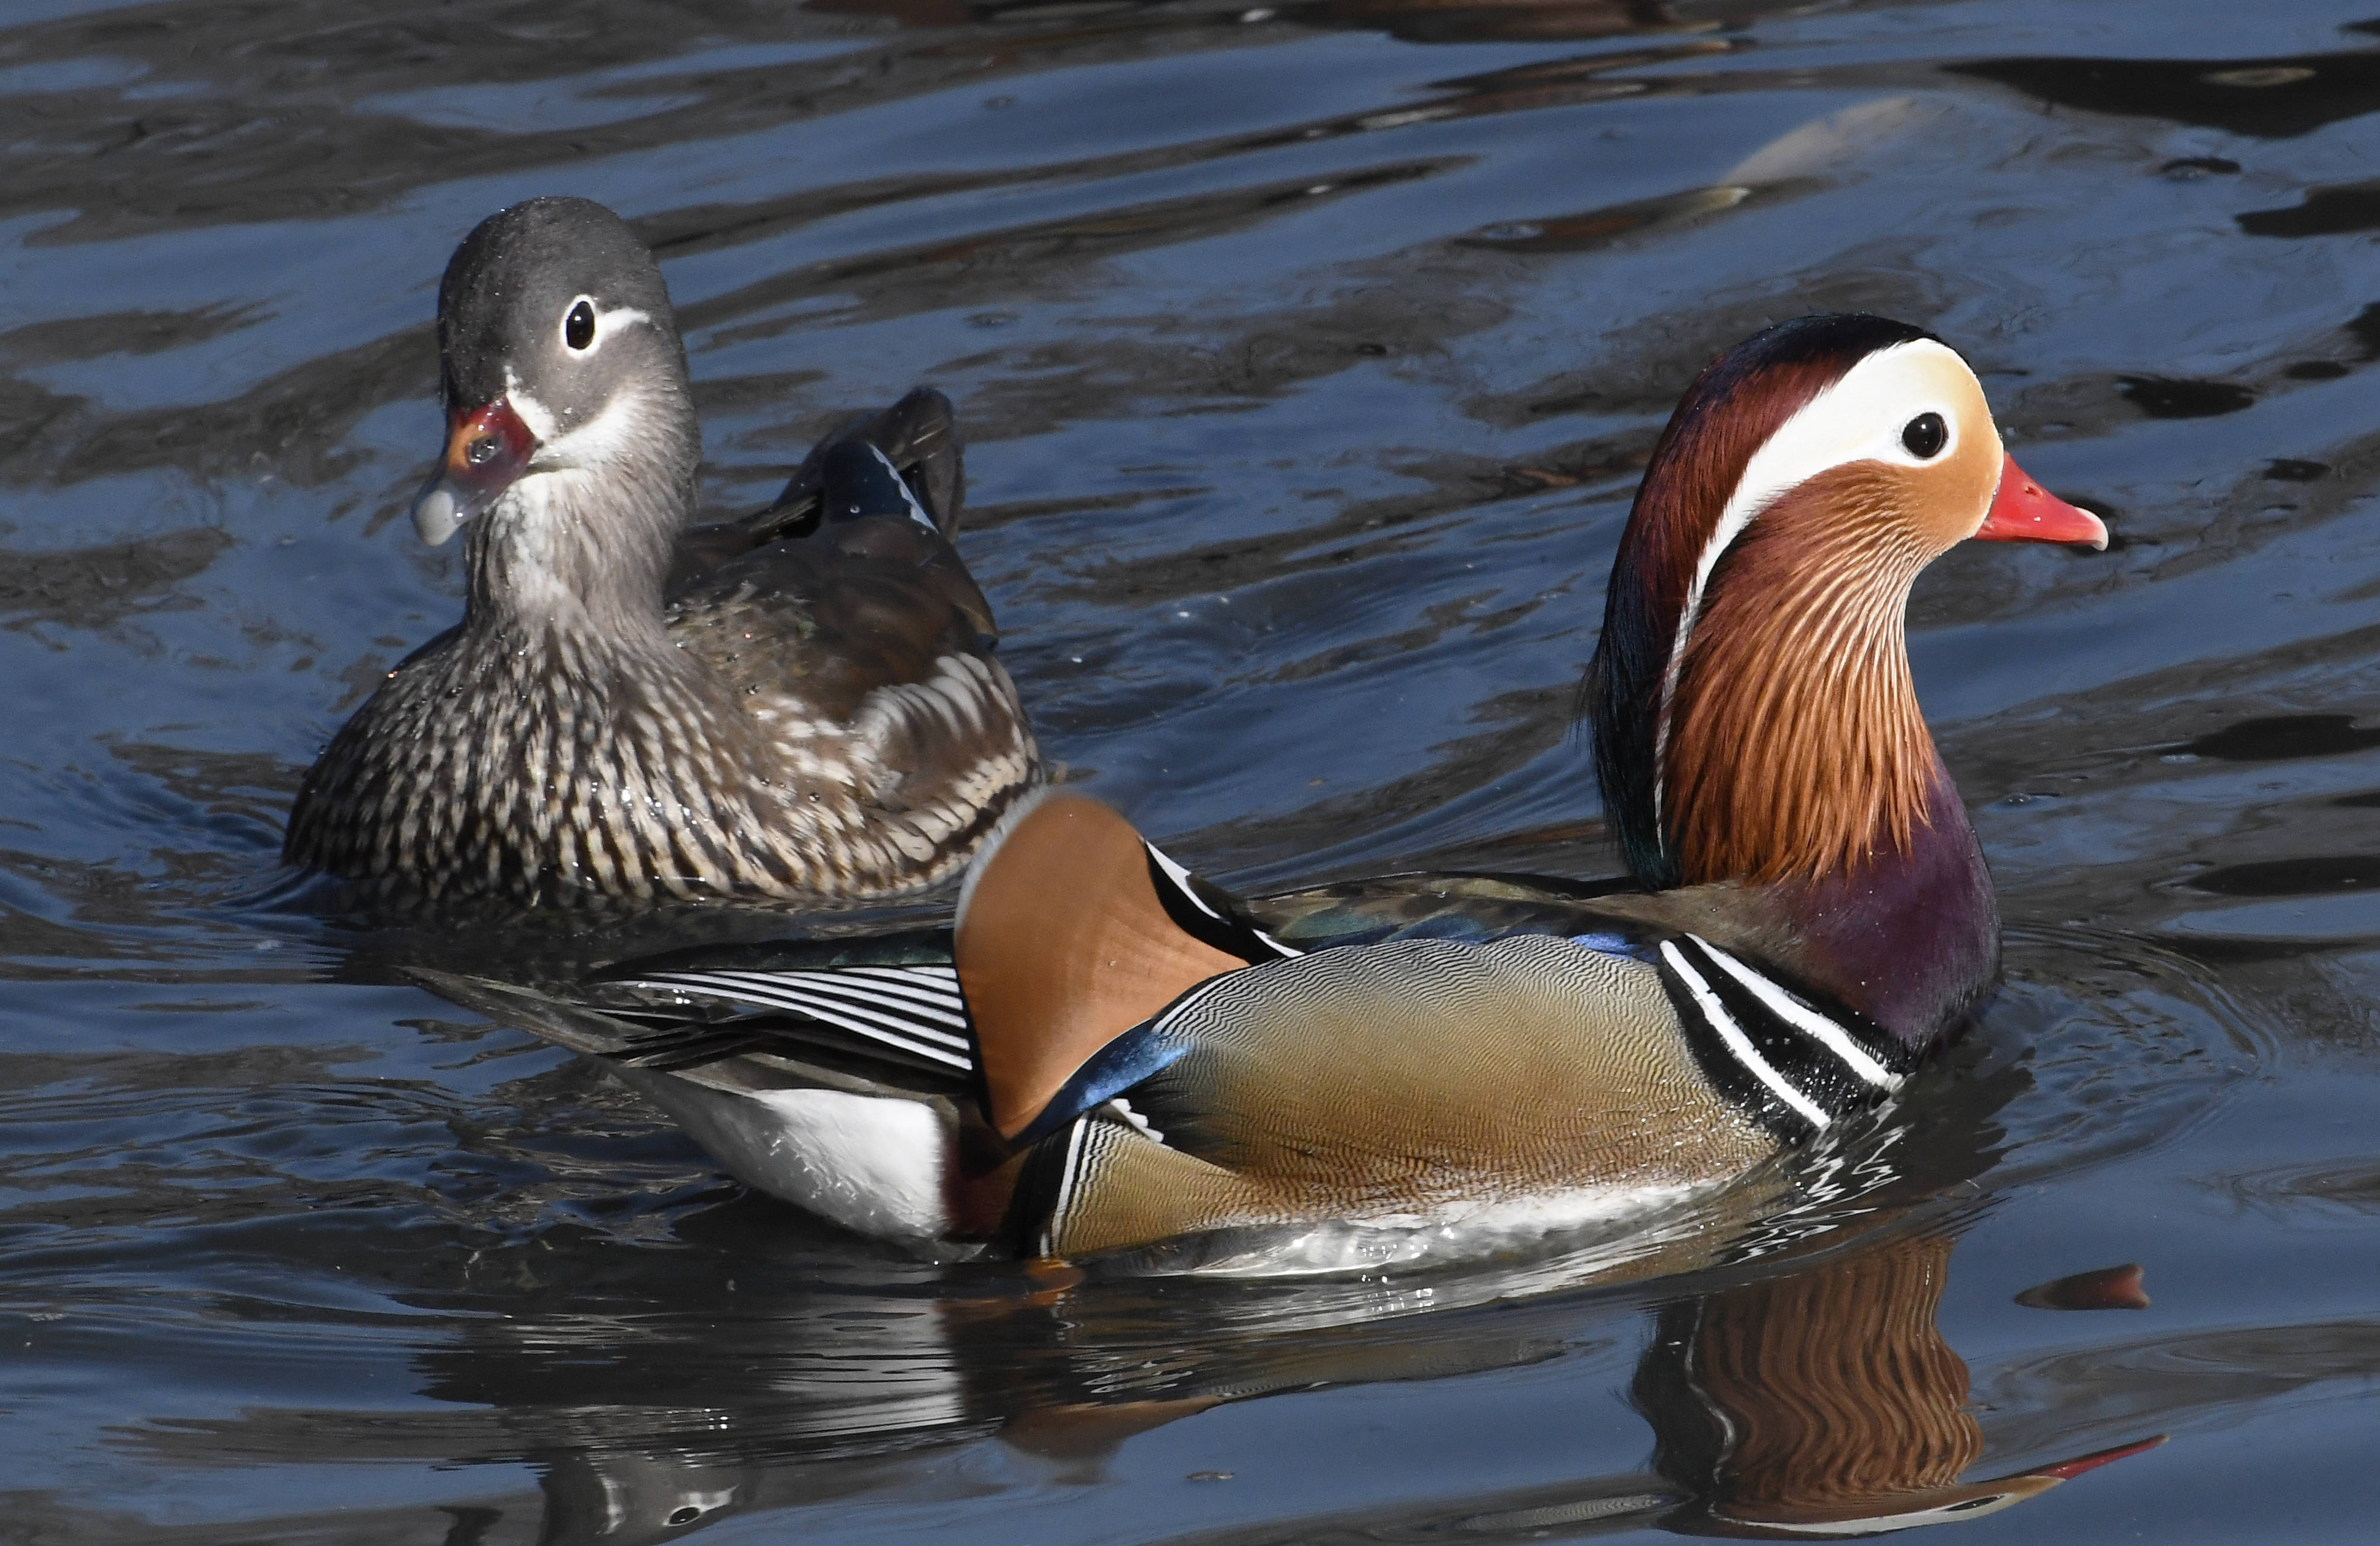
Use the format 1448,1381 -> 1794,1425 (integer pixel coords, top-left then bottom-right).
459,1220 -> 2154,1542
105,1055 -> 2159,1544
1630,1235 -> 2157,1538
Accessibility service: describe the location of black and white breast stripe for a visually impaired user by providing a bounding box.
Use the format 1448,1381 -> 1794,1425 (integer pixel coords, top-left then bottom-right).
1028,1101 -> 1159,1258
1655,935 -> 1912,1143
607,964 -> 976,1077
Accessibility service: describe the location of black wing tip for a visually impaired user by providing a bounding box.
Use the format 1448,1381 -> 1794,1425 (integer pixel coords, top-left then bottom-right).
817,440 -> 935,529
401,964 -> 551,1014
759,385 -> 965,540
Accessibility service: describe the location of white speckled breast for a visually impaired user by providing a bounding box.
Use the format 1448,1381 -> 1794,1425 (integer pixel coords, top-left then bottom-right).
286,618 -> 1038,907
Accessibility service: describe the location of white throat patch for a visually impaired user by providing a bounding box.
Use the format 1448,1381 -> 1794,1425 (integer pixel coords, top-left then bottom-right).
505,360 -> 664,477
502,367 -> 558,442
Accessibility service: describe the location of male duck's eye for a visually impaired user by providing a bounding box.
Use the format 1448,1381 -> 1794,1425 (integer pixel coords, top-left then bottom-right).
1901,411 -> 1947,459
564,299 -> 596,351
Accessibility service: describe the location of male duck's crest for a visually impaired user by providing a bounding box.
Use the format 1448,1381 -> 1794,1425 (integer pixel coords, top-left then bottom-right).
413,315 -> 2107,1265
1589,315 -> 2104,890
284,197 -> 1041,907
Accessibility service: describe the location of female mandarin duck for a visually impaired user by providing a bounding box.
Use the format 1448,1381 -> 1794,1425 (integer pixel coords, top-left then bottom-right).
423,314 -> 2106,1260
284,197 -> 1039,907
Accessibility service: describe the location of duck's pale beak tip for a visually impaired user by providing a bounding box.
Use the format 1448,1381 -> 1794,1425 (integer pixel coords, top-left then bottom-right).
411,478 -> 465,546
1976,451 -> 2109,550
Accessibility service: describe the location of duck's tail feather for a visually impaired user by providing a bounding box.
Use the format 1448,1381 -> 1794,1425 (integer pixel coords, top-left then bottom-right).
765,385 -> 964,538
405,968 -> 650,1064
408,952 -> 981,1099
954,792 -> 1290,1141
604,961 -> 976,1082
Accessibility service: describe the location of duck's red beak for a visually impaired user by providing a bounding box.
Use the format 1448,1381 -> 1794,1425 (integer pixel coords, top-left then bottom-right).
410,398 -> 537,546
1974,452 -> 2108,550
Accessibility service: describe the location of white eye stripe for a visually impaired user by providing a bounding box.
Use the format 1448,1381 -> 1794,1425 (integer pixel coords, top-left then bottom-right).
556,293 -> 653,354
1653,337 -> 1987,825
596,304 -> 651,342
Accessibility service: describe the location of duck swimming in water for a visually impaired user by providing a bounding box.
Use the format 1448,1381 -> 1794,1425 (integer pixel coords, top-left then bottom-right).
285,197 -> 1039,909
421,314 -> 2106,1261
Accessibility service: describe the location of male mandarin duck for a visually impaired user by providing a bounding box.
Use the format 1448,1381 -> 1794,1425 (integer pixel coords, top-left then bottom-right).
284,197 -> 1039,907
422,313 -> 2107,1262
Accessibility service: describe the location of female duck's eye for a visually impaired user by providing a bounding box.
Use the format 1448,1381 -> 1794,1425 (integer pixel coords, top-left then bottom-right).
564,299 -> 596,351
1901,411 -> 1947,459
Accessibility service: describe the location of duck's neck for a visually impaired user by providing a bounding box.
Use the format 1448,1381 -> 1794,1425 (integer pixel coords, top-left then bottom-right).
1763,772 -> 1999,1045
462,455 -> 686,649
1659,501 -> 1936,889
1591,483 -> 1998,1042
1597,474 -> 1945,887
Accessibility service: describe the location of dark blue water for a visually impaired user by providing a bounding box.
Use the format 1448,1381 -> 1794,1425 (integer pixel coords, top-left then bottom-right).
4,0 -> 2376,1539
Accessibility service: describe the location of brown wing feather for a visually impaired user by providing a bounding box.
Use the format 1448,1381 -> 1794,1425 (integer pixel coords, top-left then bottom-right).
667,518 -> 997,721
956,794 -> 1245,1138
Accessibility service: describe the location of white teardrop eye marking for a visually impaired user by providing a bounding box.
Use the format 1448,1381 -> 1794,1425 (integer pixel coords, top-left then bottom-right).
1679,338 -> 1985,630
555,294 -> 653,355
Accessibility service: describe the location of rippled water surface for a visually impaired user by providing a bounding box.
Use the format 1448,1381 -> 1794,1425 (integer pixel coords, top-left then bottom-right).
5,0 -> 2379,1539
